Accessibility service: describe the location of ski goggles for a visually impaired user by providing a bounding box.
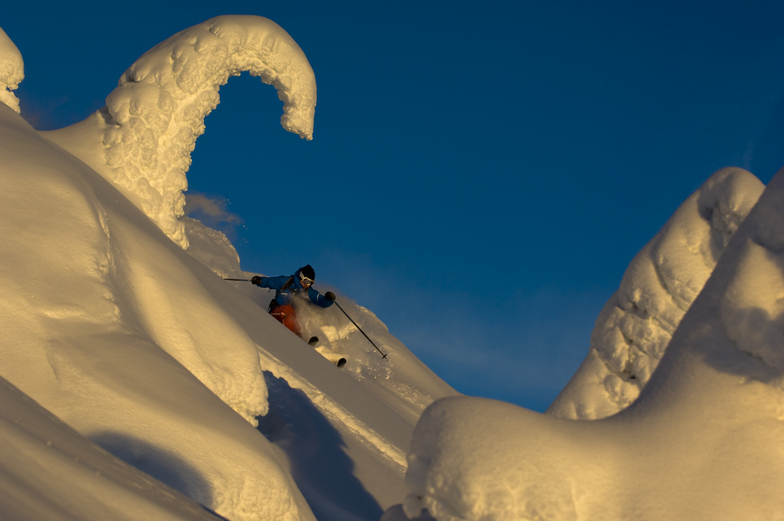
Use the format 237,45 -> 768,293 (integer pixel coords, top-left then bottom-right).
300,274 -> 314,286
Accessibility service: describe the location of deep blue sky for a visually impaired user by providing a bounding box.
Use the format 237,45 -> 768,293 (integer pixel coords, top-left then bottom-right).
5,1 -> 784,412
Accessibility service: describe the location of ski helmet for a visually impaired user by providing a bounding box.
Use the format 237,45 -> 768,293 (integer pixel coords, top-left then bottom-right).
299,264 -> 315,282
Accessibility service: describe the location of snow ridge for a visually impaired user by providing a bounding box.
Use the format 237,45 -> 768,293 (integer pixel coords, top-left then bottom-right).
0,27 -> 23,114
548,167 -> 764,419
99,15 -> 316,248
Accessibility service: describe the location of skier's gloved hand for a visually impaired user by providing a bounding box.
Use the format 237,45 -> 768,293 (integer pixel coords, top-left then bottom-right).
251,276 -> 262,285
325,291 -> 336,301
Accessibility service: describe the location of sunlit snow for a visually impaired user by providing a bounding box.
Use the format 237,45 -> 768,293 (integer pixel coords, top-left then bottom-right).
2,14 -> 783,521
395,166 -> 784,521
548,167 -> 765,419
0,26 -> 23,114
46,15 -> 317,250
0,17 -> 454,521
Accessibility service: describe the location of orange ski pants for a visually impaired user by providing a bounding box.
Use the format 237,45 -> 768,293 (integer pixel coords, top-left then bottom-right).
270,304 -> 301,336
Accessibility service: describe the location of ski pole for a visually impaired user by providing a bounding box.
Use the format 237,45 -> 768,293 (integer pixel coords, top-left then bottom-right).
223,278 -> 251,281
333,300 -> 388,359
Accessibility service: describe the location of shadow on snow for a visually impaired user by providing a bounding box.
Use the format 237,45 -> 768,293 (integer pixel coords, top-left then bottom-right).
90,432 -> 225,518
257,370 -> 383,521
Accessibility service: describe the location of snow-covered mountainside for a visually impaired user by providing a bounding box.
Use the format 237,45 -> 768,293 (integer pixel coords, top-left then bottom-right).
3,14 -> 783,521
0,18 -> 456,521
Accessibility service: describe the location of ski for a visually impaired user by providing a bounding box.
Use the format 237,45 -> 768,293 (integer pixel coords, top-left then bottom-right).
306,336 -> 346,368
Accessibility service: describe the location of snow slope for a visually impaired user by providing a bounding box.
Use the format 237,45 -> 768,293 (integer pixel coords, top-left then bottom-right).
548,167 -> 765,419
0,18 -> 456,521
4,14 -> 780,521
0,375 -> 223,521
0,99 -> 312,521
393,169 -> 784,520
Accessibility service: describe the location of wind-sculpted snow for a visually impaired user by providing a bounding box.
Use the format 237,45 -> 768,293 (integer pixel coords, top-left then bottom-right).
3,16 -> 456,520
54,16 -> 316,249
0,27 -> 23,114
548,167 -> 764,420
392,167 -> 784,521
0,100 -> 315,520
0,72 -> 454,517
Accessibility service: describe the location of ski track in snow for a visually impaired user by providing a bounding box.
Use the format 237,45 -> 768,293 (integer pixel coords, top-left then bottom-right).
255,347 -> 408,470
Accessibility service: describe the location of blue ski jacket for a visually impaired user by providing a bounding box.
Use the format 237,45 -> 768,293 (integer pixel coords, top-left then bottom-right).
255,270 -> 334,309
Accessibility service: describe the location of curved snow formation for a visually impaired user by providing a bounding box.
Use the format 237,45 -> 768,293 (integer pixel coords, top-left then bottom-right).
396,166 -> 784,521
548,167 -> 764,420
97,15 -> 315,248
0,27 -> 23,114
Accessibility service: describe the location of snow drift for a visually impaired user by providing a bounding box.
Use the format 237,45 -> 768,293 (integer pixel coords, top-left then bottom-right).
394,168 -> 784,520
0,375 -> 223,520
548,167 -> 765,419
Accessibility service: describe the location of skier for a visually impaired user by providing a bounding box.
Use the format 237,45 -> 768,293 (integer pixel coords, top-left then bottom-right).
250,264 -> 335,339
